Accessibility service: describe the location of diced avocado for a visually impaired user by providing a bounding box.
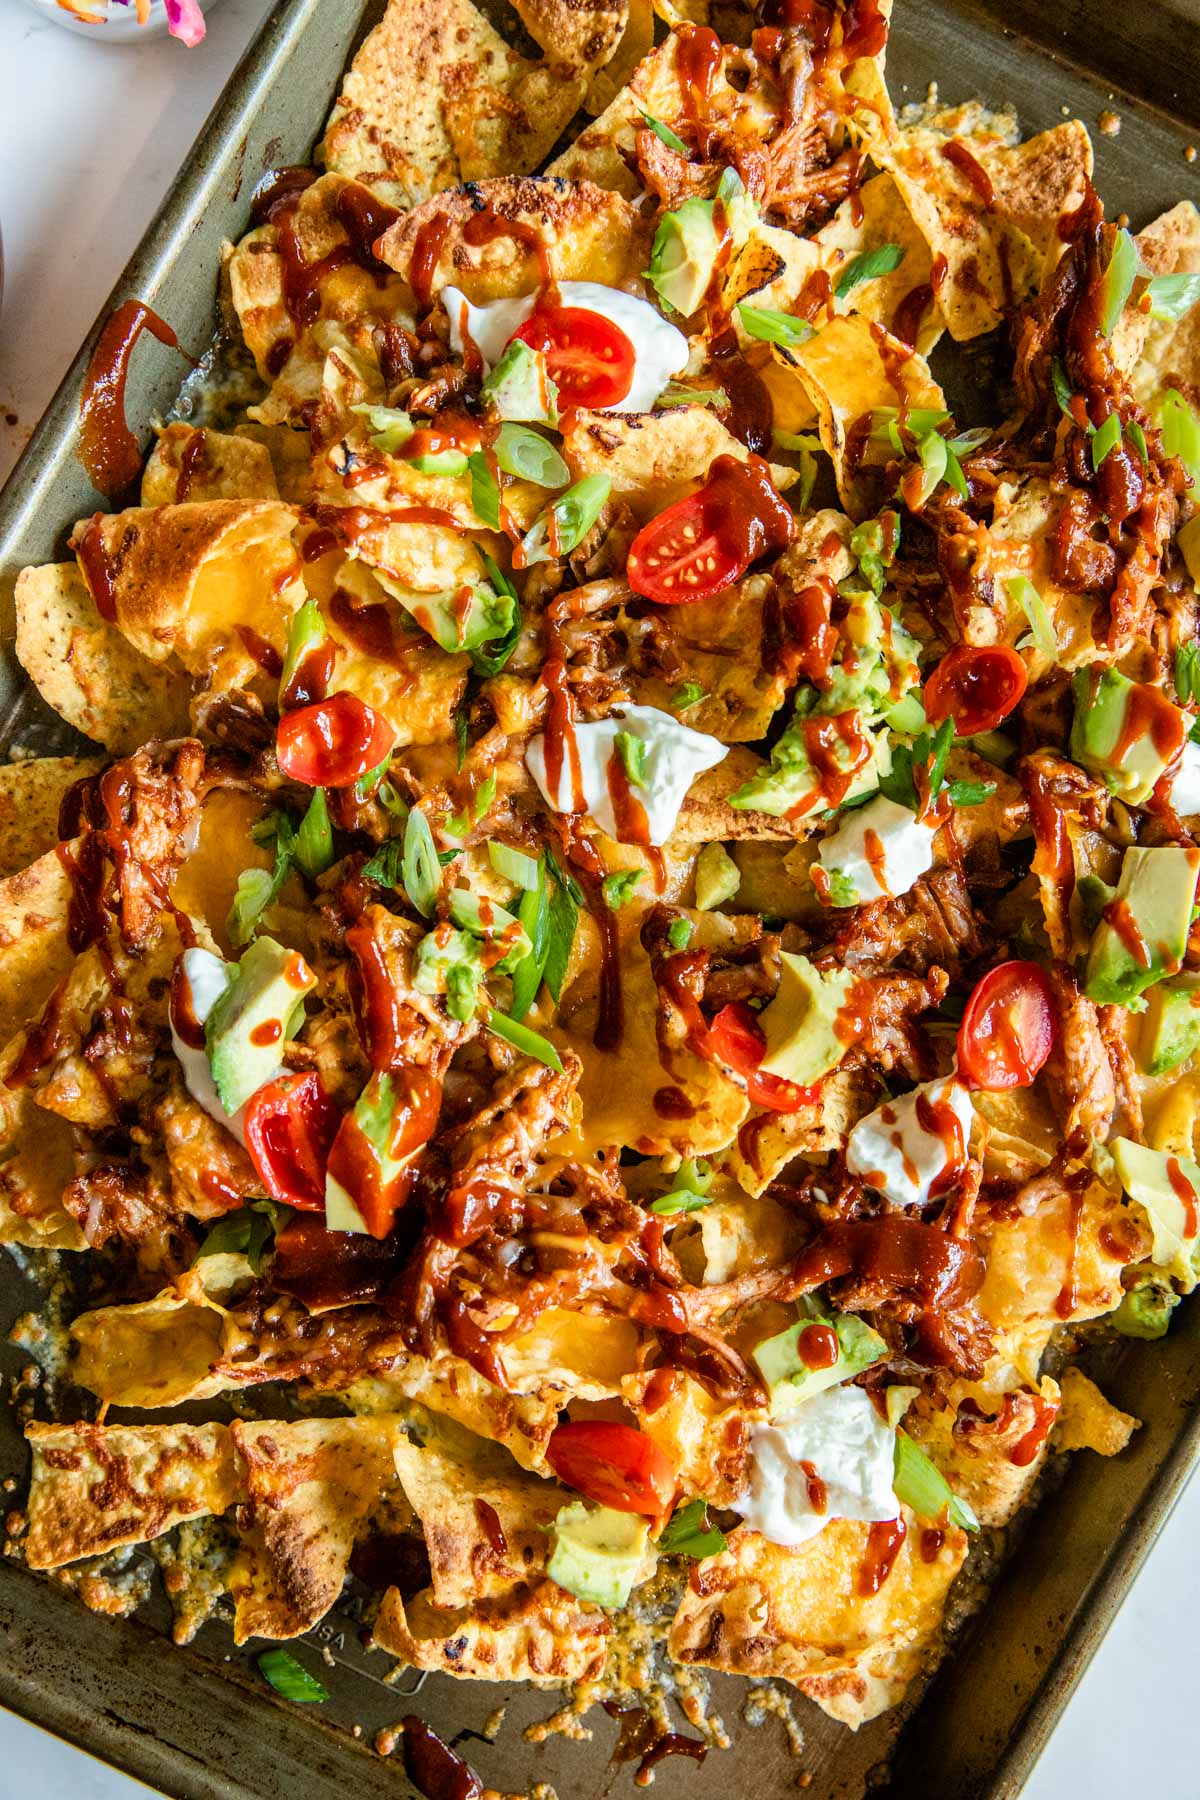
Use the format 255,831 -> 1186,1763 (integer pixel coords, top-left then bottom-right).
414,925 -> 485,1023
546,1501 -> 650,1608
1112,1268 -> 1180,1340
409,448 -> 469,476
752,1305 -> 885,1415
1140,971 -> 1200,1074
757,951 -> 854,1084
377,574 -> 516,656
1083,845 -> 1199,1007
1110,1136 -> 1200,1289
205,936 -> 314,1114
695,843 -> 740,910
480,339 -> 560,426
1069,666 -> 1183,805
1074,872 -> 1116,935
279,597 -> 328,699
325,1070 -> 431,1236
645,170 -> 759,317
730,710 -> 892,817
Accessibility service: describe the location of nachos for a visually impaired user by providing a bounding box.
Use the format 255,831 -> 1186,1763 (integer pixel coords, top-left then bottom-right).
3,0 -> 1198,1759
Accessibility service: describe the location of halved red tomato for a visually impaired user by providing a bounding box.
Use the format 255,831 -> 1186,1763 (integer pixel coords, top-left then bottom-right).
546,1420 -> 677,1517
512,306 -> 636,409
707,999 -> 819,1114
923,644 -> 1027,738
627,454 -> 795,605
244,1072 -> 342,1211
957,960 -> 1057,1091
277,692 -> 394,787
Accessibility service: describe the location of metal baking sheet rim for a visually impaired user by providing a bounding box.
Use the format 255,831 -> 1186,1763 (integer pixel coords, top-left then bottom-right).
0,1 -> 1199,1796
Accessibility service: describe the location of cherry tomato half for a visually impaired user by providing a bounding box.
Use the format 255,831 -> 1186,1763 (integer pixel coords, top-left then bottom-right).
627,454 -> 795,605
956,960 -> 1057,1091
244,1072 -> 342,1211
512,306 -> 636,410
707,1000 -> 819,1114
277,692 -> 394,788
923,644 -> 1028,738
546,1420 -> 677,1517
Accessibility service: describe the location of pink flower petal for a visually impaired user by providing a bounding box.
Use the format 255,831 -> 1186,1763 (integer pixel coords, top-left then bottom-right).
164,0 -> 206,44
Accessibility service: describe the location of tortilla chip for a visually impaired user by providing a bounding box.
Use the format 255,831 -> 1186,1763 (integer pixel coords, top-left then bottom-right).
784,314 -> 944,515
70,501 -> 302,682
141,424 -> 281,507
377,175 -> 646,303
1119,200 -> 1200,407
957,474 -> 1101,676
372,1579 -> 609,1683
976,1176 -> 1128,1371
392,1434 -> 568,1606
904,1378 -> 1060,1528
1053,1367 -> 1139,1457
673,746 -> 807,842
560,406 -> 796,512
721,1066 -> 876,1195
0,759 -> 98,882
502,1306 -> 639,1398
229,1416 -> 401,1643
511,0 -> 627,77
0,847 -> 80,1038
585,0 -> 653,115
13,563 -> 192,754
320,0 -> 589,208
669,1516 -> 967,1728
813,172 -> 941,355
873,110 -> 1093,341
25,1420 -> 238,1570
624,1368 -> 751,1505
0,1074 -> 83,1250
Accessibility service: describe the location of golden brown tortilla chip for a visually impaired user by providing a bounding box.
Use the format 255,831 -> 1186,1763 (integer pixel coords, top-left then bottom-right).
70,500 -> 302,681
1053,1367 -> 1139,1457
560,406 -> 797,513
229,1416 -> 401,1643
0,847 -> 77,1038
511,0 -> 627,77
1117,200 -> 1200,407
320,0 -> 589,208
0,758 -> 98,882
813,172 -> 941,354
669,1516 -> 967,1728
141,424 -> 281,506
0,1075 -> 83,1250
25,1420 -> 238,1570
377,175 -> 646,302
905,1378 -> 1060,1527
372,1579 -> 609,1683
13,563 -> 191,754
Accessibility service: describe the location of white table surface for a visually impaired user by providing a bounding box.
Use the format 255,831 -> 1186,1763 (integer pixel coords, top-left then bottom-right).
0,1 -> 1197,1795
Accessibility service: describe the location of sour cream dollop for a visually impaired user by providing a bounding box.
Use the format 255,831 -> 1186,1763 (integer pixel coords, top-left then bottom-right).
441,281 -> 689,413
525,703 -> 726,846
815,793 -> 938,907
736,1384 -> 900,1548
845,1073 -> 975,1209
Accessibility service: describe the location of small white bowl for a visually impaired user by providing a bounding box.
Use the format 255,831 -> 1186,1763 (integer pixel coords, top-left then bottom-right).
13,0 -> 220,41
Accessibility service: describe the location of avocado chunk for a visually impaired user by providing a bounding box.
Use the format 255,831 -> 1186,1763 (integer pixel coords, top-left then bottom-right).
377,574 -> 516,657
646,172 -> 758,317
1069,665 -> 1185,805
546,1501 -> 651,1608
695,842 -> 740,910
480,339 -> 560,426
1140,971 -> 1200,1074
325,1069 -> 437,1236
756,951 -> 854,1085
1111,1136 -> 1200,1288
1083,844 -> 1200,1007
205,936 -> 315,1114
752,1305 -> 885,1415
1112,1268 -> 1180,1340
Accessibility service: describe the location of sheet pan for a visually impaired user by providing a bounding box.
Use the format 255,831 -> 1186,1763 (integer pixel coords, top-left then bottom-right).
1,2 -> 1198,1794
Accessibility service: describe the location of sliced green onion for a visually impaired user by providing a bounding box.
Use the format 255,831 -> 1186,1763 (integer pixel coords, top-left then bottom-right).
355,753 -> 391,803
493,424 -> 569,488
651,1155 -> 714,1216
487,1007 -> 564,1071
774,428 -> 822,453
657,382 -> 728,410
835,242 -> 905,298
1126,419 -> 1148,465
1144,270 -> 1200,322
257,1648 -> 329,1703
509,862 -> 550,1021
1091,411 -> 1121,470
196,1205 -> 276,1272
294,787 -> 334,880
402,807 -> 440,917
1050,357 -> 1076,420
489,840 -> 542,889
1099,227 -> 1139,337
640,111 -> 688,155
1006,574 -> 1057,661
893,1431 -> 979,1531
361,838 -> 404,887
471,553 -> 522,678
228,813 -> 295,947
1157,387 -> 1200,490
655,1498 -> 727,1560
615,730 -> 648,787
352,402 -> 415,455
736,303 -> 815,346
468,450 -> 501,529
521,474 -> 611,565
908,428 -> 948,508
542,861 -> 580,1002
671,681 -> 707,709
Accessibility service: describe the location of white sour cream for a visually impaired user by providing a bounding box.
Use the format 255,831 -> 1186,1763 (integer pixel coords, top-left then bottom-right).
1171,739 -> 1200,815
525,702 -> 726,846
735,1384 -> 900,1548
845,1073 -> 975,1208
442,281 -> 689,413
816,793 -> 938,907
